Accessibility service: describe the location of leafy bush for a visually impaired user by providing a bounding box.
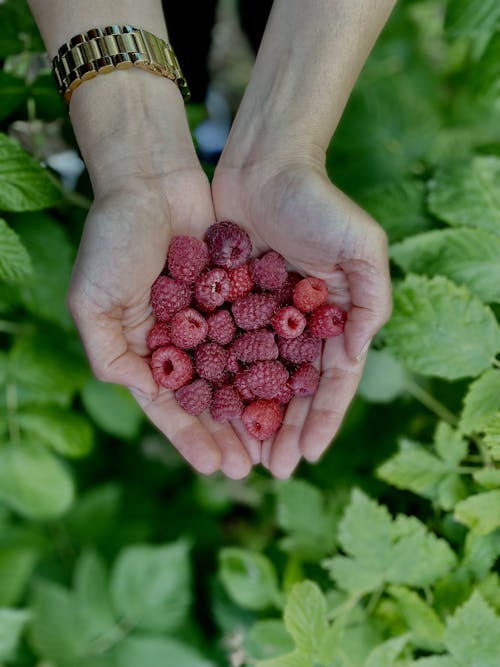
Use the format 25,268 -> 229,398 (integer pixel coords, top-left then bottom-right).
0,1 -> 499,665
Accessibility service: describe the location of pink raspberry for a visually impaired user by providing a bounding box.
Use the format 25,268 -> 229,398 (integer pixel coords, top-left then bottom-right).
275,271 -> 302,305
146,321 -> 171,351
175,378 -> 212,415
251,250 -> 287,290
195,268 -> 230,311
206,221 -> 252,269
151,276 -> 192,322
275,382 -> 295,405
231,329 -> 278,363
234,372 -> 255,401
151,345 -> 193,390
167,235 -> 209,284
244,360 -> 288,400
226,350 -> 241,374
277,332 -> 322,364
195,342 -> 227,381
308,303 -> 347,337
232,293 -> 278,330
206,309 -> 236,345
271,306 -> 306,339
210,385 -> 244,422
289,363 -> 320,397
293,276 -> 329,313
227,263 -> 254,302
169,308 -> 208,349
242,400 -> 282,440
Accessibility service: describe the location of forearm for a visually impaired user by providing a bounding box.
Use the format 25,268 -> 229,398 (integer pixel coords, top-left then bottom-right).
221,0 -> 396,168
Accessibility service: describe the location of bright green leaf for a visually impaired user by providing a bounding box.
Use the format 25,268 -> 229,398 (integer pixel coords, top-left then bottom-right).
436,474 -> 468,511
473,468 -> 500,489
364,633 -> 409,667
0,546 -> 37,606
283,581 -> 327,656
245,620 -> 294,661
0,608 -> 29,661
18,406 -> 94,458
0,217 -> 32,282
358,349 -> 408,403
434,423 -> 468,466
257,651 -> 312,667
219,548 -> 281,611
454,490 -> 500,535
460,370 -> 500,434
74,551 -> 116,645
412,658 -> 459,667
388,586 -> 444,651
484,415 -> 500,461
478,574 -> 500,614
110,635 -> 215,667
81,378 -> 143,439
462,532 -> 500,580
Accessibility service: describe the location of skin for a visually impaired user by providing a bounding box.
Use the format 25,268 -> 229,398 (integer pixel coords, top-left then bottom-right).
28,0 -> 395,479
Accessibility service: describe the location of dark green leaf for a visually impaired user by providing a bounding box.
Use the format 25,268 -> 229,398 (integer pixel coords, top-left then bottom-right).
81,379 -> 143,439
0,71 -> 26,120
0,217 -> 32,282
219,548 -> 281,611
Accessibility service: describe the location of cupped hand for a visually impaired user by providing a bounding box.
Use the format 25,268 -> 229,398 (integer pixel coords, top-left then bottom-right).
211,161 -> 392,477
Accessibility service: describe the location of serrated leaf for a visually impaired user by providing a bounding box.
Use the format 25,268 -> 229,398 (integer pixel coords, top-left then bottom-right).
0,608 -> 30,661
18,406 -> 94,458
109,635 -> 215,667
283,581 -> 327,656
110,540 -> 191,633
444,591 -> 500,666
81,378 -> 143,439
0,217 -> 32,282
478,574 -> 500,614
245,620 -> 294,661
364,634 -> 409,667
460,370 -> 500,434
462,532 -> 500,580
257,651 -> 312,667
390,228 -> 500,303
436,474 -> 468,511
0,440 -> 74,519
454,490 -> 500,535
0,546 -> 37,606
384,275 -> 500,379
0,133 -> 60,211
434,423 -> 468,466
473,468 -> 500,489
74,551 -> 116,645
388,586 -> 444,651
428,156 -> 500,234
358,349 -> 408,403
219,548 -> 281,611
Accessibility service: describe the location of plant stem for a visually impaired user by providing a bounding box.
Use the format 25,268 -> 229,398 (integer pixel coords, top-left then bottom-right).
405,378 -> 458,427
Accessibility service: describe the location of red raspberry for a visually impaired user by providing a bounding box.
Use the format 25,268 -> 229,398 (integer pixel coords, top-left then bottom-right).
232,293 -> 278,330
275,382 -> 295,405
271,306 -> 306,339
231,329 -> 278,363
277,332 -> 322,364
206,221 -> 252,269
151,276 -> 192,322
227,263 -> 254,302
251,250 -> 287,290
146,321 -> 171,351
169,308 -> 208,349
210,385 -> 244,422
175,378 -> 212,415
289,363 -> 320,397
195,268 -> 230,311
293,277 -> 329,313
242,400 -> 282,440
167,235 -> 209,284
275,271 -> 302,305
206,309 -> 236,345
226,350 -> 241,374
195,342 -> 227,381
234,372 -> 255,401
151,345 -> 193,390
244,360 -> 288,399
308,303 -> 347,337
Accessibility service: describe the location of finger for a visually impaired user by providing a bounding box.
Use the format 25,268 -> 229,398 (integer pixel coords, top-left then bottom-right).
199,413 -> 252,480
300,335 -> 366,462
231,420 -> 262,465
268,397 -> 311,479
131,389 -> 222,475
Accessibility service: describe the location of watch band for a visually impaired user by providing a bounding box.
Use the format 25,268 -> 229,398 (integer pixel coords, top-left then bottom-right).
52,25 -> 190,103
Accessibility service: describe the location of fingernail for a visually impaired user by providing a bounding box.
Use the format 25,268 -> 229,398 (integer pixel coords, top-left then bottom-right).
355,338 -> 372,362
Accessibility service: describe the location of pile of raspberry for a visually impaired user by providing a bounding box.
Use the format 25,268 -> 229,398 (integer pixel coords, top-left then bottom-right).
147,221 -> 346,440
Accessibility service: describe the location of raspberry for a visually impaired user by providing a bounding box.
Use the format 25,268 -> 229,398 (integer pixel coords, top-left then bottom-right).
206,221 -> 252,269
227,263 -> 254,302
232,329 -> 278,363
167,235 -> 209,284
242,400 -> 282,440
169,308 -> 208,349
175,378 -> 212,415
308,303 -> 347,337
151,345 -> 193,390
276,271 -> 302,305
146,321 -> 171,351
195,342 -> 227,381
195,268 -> 230,311
289,363 -> 320,397
210,385 -> 244,422
277,332 -> 322,364
293,277 -> 329,313
244,360 -> 288,400
275,382 -> 295,405
234,372 -> 255,401
271,306 -> 306,339
151,276 -> 192,322
206,309 -> 236,345
251,250 -> 287,290
226,350 -> 241,374
232,293 -> 278,330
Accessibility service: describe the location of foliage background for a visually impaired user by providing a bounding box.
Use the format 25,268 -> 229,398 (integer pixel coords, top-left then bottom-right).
0,0 -> 499,665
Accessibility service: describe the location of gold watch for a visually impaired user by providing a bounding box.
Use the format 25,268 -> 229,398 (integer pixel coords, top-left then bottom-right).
52,25 -> 190,103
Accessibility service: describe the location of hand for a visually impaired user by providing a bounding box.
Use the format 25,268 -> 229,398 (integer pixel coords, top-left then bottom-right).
212,160 -> 392,477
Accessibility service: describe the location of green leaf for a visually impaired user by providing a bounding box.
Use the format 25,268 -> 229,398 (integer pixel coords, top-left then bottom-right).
460,370 -> 500,434
257,651 -> 312,667
473,468 -> 500,489
412,658 -> 459,667
0,546 -> 37,606
436,474 -> 468,512
0,217 -> 32,282
445,0 -> 500,58
478,574 -> 500,614
462,532 -> 500,580
245,620 -> 294,661
390,228 -> 500,303
0,133 -> 60,211
283,581 -> 327,656
110,540 -> 191,633
454,490 -> 500,535
0,440 -> 74,519
0,71 -> 26,120
434,423 -> 468,466
0,2 -> 44,57
219,548 -> 281,611
74,551 -> 116,645
388,586 -> 444,651
364,634 -> 409,667
484,415 -> 500,461
65,483 -> 122,546
358,349 -> 408,403
444,591 -> 500,666
81,378 -> 143,439
384,275 -> 500,380
18,406 -> 94,458
0,608 -> 29,661
110,635 -> 215,667
428,156 -> 500,234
